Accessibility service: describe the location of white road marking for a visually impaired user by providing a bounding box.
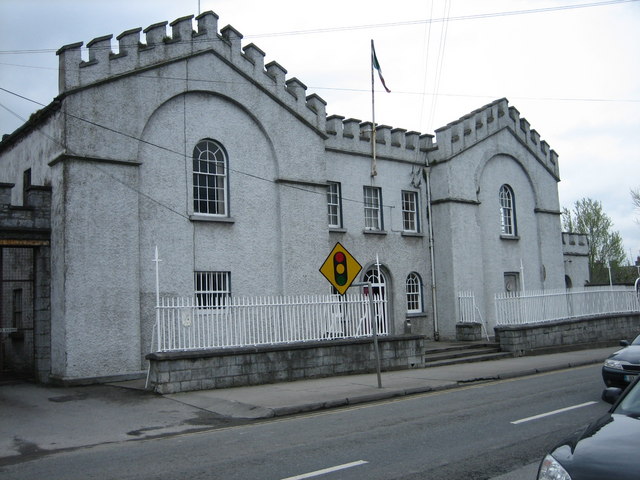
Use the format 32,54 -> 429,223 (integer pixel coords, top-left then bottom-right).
281,460 -> 369,480
511,401 -> 598,425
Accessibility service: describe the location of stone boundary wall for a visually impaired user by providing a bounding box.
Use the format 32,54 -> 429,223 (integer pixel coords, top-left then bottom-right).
456,322 -> 485,341
146,335 -> 425,394
494,313 -> 640,356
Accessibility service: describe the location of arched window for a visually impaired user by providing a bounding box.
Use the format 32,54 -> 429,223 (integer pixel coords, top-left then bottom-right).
405,272 -> 423,313
499,184 -> 516,236
193,139 -> 228,216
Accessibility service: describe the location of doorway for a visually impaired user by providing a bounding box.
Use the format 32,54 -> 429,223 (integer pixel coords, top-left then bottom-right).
0,247 -> 35,379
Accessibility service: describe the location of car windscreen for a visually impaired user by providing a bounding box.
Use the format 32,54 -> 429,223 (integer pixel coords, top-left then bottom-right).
616,382 -> 640,417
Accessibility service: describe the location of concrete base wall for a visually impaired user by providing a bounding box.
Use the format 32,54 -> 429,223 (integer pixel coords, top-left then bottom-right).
494,313 -> 640,356
146,335 -> 425,394
456,322 -> 485,341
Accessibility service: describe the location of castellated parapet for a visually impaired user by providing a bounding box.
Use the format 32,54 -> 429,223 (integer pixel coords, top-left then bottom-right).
432,98 -> 559,178
325,115 -> 433,161
562,232 -> 589,256
56,11 -> 327,131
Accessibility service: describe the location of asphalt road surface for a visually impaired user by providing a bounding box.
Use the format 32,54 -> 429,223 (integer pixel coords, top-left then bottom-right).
0,364 -> 609,480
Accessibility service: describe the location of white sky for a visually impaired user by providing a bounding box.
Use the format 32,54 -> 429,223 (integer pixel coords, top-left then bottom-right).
1,0 -> 639,262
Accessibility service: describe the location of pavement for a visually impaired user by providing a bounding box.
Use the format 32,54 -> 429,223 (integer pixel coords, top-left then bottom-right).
0,345 -> 618,468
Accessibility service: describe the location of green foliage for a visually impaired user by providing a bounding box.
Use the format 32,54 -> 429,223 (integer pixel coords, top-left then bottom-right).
562,198 -> 627,283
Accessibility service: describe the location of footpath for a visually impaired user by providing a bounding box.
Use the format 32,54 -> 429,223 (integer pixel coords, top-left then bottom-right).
0,346 -> 616,462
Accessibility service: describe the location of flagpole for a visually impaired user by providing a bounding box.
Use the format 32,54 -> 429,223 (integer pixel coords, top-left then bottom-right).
370,39 -> 377,178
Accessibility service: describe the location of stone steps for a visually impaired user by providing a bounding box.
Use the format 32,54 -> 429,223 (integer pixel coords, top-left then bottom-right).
424,342 -> 514,368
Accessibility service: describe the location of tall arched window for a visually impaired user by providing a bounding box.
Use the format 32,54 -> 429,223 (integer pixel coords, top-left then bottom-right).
193,139 -> 228,216
405,272 -> 423,313
499,184 -> 516,236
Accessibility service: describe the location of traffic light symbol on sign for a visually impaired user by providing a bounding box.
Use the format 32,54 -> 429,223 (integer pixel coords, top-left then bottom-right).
333,251 -> 348,286
319,242 -> 362,295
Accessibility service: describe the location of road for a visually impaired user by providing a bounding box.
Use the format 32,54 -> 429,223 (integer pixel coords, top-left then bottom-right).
0,365 -> 609,480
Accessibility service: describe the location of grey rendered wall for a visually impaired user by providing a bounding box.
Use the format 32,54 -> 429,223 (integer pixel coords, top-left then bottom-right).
324,127 -> 433,337
50,158 -> 142,381
429,100 -> 564,336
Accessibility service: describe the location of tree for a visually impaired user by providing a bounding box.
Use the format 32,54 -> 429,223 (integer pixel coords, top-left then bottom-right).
562,198 -> 626,284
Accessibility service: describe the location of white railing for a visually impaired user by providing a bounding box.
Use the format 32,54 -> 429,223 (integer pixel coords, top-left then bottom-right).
495,286 -> 640,326
154,293 -> 388,352
458,291 -> 478,323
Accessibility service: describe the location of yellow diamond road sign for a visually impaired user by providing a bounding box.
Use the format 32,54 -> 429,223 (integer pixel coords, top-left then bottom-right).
319,242 -> 362,295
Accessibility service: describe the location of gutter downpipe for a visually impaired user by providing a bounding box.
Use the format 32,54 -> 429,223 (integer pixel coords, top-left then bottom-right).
423,163 -> 440,341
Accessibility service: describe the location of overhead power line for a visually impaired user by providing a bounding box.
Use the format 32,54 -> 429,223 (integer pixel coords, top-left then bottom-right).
0,88 -> 381,220
0,0 -> 636,55
249,0 -> 638,38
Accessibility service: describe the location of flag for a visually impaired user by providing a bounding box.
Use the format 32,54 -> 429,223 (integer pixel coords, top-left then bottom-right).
371,40 -> 391,93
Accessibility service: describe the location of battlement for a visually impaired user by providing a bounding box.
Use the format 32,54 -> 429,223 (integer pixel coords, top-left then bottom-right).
432,98 -> 559,178
56,11 -> 327,131
562,232 -> 589,256
325,115 -> 433,160
0,182 -> 51,232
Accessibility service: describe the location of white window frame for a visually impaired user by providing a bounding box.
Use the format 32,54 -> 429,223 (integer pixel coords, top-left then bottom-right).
406,272 -> 423,313
402,190 -> 419,233
363,186 -> 383,231
194,271 -> 231,308
193,139 -> 228,216
327,182 -> 343,228
499,184 -> 516,236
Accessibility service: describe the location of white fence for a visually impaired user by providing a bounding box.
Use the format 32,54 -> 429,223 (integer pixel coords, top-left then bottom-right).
458,291 -> 478,323
494,286 -> 640,326
154,293 -> 387,352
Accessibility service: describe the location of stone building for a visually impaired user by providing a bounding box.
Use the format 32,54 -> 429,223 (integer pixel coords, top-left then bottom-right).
0,11 -> 587,383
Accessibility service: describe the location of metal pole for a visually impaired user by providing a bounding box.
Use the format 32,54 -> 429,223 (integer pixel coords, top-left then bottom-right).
353,281 -> 382,388
370,40 -> 377,177
423,166 -> 440,340
154,246 -> 161,306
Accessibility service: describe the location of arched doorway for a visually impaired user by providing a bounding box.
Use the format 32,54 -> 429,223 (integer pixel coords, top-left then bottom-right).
362,266 -> 389,334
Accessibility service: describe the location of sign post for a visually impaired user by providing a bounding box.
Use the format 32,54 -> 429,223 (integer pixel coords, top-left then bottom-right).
352,281 -> 382,389
320,243 -> 382,388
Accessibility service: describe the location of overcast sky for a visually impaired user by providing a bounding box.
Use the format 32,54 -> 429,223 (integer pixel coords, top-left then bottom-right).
1,0 -> 639,262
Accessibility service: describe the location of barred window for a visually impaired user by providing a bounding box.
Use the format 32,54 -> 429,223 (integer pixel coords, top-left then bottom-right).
193,139 -> 228,216
499,184 -> 516,236
402,191 -> 419,233
406,272 -> 423,313
327,182 -> 343,228
194,271 -> 231,308
363,186 -> 383,231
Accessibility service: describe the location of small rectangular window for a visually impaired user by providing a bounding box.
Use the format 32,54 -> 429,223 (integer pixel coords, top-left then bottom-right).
327,182 -> 343,228
194,271 -> 231,308
504,272 -> 520,293
363,186 -> 383,231
402,191 -> 419,233
12,288 -> 23,328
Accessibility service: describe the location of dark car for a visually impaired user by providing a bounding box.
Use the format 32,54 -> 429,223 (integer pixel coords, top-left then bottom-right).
601,334 -> 640,388
537,377 -> 640,480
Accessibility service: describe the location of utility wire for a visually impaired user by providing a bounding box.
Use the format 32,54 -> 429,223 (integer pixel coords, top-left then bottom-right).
0,0 -> 636,55
0,88 -> 383,217
1,70 -> 637,104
